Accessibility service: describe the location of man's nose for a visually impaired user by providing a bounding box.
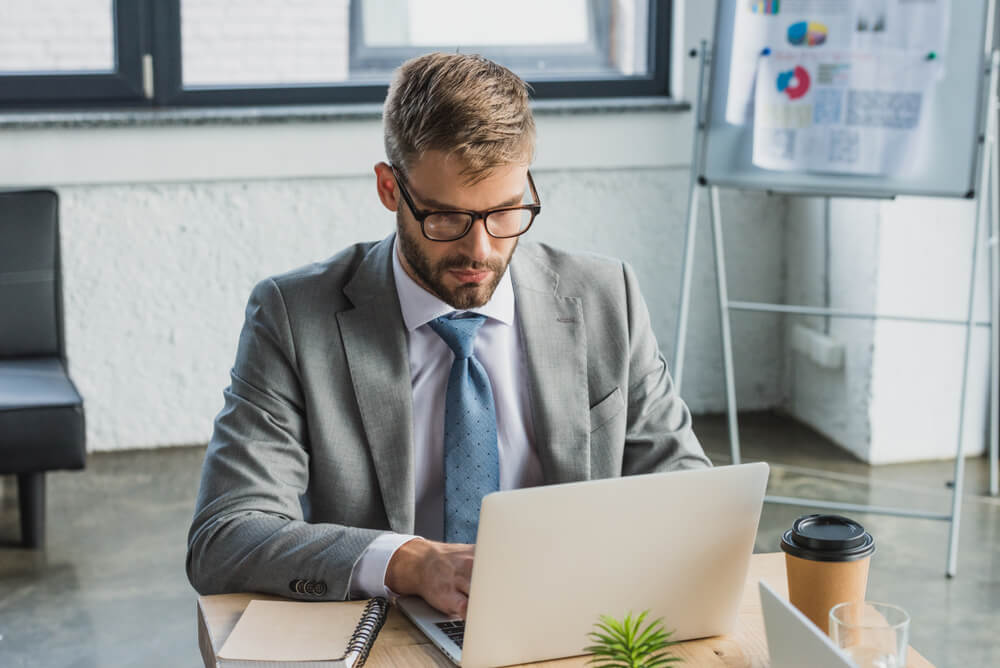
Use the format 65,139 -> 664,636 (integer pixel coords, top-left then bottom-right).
458,217 -> 493,263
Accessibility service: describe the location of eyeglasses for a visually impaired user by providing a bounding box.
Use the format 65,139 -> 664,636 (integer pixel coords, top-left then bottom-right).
391,165 -> 541,242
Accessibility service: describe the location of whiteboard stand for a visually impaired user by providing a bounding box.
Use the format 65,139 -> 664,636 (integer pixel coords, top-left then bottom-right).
674,40 -> 744,470
674,42 -> 1000,578
989,91 -> 1000,500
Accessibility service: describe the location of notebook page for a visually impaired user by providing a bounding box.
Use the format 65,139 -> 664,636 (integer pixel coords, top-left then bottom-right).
219,599 -> 369,662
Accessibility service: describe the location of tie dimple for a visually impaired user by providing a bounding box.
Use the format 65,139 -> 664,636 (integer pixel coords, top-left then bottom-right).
428,314 -> 500,544
428,315 -> 483,359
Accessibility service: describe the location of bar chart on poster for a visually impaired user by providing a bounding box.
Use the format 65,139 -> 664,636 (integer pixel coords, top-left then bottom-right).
702,0 -> 992,199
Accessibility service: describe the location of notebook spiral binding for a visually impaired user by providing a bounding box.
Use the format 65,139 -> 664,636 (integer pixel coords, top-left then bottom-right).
345,597 -> 389,667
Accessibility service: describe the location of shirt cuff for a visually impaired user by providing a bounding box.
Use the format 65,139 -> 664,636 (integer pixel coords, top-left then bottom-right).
349,533 -> 421,600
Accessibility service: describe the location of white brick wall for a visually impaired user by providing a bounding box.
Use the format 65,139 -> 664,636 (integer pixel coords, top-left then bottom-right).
52,169 -> 787,451
0,0 -> 113,73
181,0 -> 350,85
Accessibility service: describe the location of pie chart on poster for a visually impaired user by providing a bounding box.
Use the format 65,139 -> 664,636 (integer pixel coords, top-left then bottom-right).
776,66 -> 810,100
787,21 -> 828,46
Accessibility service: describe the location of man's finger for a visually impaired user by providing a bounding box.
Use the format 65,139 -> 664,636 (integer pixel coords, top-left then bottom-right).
457,555 -> 474,580
456,574 -> 472,596
451,592 -> 469,620
436,590 -> 468,619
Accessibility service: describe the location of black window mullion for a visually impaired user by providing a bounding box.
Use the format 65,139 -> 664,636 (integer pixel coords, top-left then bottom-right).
150,0 -> 183,106
650,0 -> 672,97
113,0 -> 147,98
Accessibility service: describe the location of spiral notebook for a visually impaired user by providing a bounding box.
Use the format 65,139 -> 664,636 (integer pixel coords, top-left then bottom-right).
216,597 -> 388,667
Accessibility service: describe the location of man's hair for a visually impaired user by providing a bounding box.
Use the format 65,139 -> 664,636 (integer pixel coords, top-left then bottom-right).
383,53 -> 535,184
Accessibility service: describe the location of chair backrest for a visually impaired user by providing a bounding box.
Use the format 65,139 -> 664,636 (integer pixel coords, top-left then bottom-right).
0,189 -> 64,359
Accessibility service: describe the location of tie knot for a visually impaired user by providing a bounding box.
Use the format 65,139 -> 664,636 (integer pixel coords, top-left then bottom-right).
428,314 -> 486,359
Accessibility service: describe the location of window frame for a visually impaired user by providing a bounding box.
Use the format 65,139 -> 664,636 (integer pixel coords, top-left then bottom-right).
0,0 -> 148,108
1,0 -> 672,110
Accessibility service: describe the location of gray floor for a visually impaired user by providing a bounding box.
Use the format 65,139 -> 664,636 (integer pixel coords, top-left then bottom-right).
0,411 -> 997,668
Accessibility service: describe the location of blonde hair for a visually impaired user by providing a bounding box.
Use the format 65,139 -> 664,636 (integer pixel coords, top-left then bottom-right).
383,53 -> 535,184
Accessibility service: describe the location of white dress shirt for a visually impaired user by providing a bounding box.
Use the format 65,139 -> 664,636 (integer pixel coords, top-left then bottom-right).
348,239 -> 542,599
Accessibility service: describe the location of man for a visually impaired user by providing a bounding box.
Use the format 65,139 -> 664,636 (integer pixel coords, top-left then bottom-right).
186,53 -> 710,620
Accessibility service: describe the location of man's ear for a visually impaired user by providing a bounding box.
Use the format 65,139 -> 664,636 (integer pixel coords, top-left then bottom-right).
374,162 -> 399,212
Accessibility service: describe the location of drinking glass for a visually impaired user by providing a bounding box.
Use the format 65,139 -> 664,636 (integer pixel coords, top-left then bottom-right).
829,601 -> 910,668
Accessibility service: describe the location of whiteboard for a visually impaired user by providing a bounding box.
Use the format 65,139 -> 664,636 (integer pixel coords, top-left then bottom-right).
702,0 -> 993,199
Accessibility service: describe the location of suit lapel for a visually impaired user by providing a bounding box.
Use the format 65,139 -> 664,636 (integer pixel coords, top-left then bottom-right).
511,248 -> 590,484
338,237 -> 415,534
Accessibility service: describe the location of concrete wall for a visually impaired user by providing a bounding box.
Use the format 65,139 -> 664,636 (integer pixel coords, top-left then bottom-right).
868,197 -> 992,463
782,197 -> 880,461
783,195 -> 993,463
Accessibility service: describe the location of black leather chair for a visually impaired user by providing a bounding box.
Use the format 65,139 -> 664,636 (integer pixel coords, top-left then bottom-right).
0,190 -> 85,548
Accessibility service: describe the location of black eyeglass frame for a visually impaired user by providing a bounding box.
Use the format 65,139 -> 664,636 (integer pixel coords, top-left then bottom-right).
390,165 -> 541,242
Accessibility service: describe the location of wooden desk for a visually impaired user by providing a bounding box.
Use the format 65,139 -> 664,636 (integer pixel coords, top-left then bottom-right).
198,553 -> 933,667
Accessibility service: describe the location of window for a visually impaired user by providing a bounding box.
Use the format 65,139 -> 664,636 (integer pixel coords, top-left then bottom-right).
1,0 -> 671,109
0,0 -> 147,107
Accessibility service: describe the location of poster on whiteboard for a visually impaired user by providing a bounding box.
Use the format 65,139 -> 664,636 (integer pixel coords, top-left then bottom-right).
751,49 -> 937,175
726,0 -> 950,125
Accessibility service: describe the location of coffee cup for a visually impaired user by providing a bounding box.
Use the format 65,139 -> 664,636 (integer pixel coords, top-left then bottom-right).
780,514 -> 876,634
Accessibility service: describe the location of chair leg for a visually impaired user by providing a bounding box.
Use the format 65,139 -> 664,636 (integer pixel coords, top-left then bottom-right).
17,472 -> 45,549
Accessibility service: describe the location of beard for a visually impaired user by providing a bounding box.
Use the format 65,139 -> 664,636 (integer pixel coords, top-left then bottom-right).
396,214 -> 515,309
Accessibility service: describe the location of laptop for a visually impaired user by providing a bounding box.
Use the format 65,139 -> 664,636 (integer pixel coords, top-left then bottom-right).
397,463 -> 769,668
759,581 -> 856,668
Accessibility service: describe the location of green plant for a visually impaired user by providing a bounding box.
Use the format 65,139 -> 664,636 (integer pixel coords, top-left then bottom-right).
584,610 -> 682,668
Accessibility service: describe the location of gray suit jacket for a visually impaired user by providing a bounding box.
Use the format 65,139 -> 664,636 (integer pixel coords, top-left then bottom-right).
186,235 -> 709,600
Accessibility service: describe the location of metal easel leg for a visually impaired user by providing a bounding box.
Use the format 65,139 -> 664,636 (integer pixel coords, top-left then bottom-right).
674,182 -> 700,394
989,71 -> 1000,498
673,41 -> 712,393
946,210 -> 983,577
946,51 -> 997,576
709,186 -> 742,465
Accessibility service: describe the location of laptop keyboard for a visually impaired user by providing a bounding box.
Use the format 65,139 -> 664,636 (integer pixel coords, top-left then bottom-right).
435,620 -> 466,648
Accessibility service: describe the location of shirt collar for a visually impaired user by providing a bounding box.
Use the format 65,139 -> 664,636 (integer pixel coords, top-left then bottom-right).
391,235 -> 515,332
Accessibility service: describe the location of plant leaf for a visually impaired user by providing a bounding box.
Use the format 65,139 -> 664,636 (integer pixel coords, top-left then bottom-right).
587,631 -> 619,645
585,610 -> 683,668
634,616 -> 666,646
601,615 -> 627,641
586,644 -> 630,656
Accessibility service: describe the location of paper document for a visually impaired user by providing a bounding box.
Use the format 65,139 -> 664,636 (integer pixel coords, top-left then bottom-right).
727,0 -> 950,125
752,49 -> 935,175
218,599 -> 369,662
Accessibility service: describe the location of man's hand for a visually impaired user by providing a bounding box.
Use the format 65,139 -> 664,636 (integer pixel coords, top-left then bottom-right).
385,538 -> 474,619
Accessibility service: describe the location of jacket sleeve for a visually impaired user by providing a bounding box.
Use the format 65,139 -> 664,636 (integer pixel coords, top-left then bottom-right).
186,277 -> 384,600
620,262 -> 712,475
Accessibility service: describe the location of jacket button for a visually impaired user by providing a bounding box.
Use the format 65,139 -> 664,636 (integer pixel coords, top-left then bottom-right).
289,579 -> 302,593
304,581 -> 316,595
313,581 -> 327,596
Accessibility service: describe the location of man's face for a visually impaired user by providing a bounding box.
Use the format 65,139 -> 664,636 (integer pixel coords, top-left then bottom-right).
391,151 -> 528,310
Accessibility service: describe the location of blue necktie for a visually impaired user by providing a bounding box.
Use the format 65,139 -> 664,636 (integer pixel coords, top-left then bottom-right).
428,314 -> 500,544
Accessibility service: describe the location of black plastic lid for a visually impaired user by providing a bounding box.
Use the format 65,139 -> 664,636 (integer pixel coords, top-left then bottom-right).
780,514 -> 876,562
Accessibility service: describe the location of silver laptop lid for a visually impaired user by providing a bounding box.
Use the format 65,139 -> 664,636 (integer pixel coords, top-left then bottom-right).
760,581 -> 855,668
460,463 -> 769,668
